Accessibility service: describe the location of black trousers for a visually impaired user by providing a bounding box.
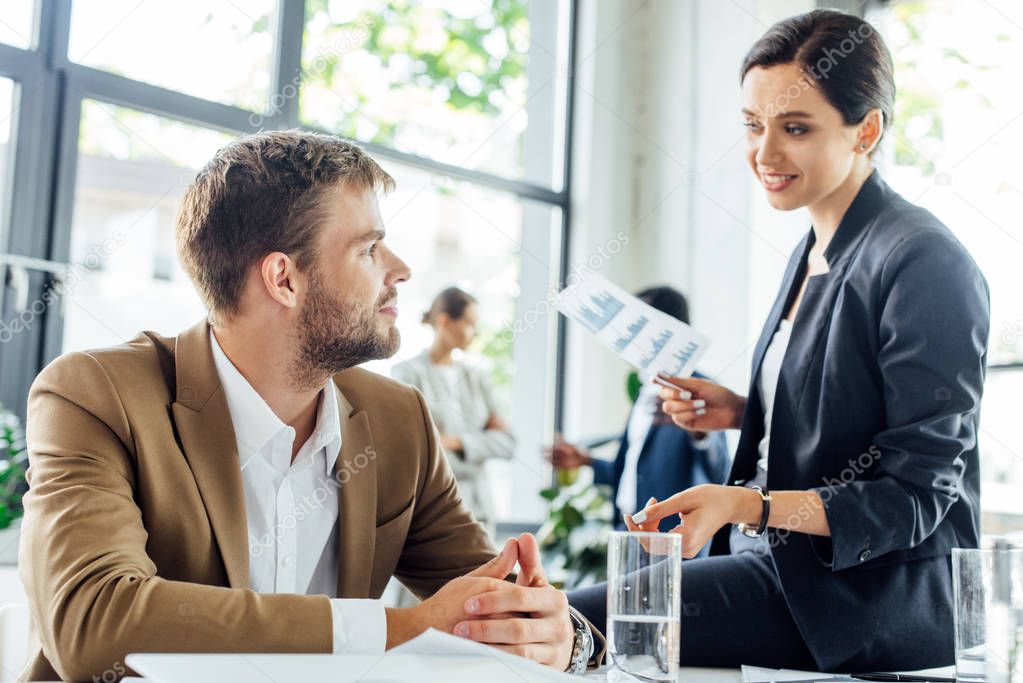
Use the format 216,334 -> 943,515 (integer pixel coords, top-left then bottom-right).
568,530 -> 819,669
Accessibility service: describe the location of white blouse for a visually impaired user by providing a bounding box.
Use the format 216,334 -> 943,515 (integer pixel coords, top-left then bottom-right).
755,318 -> 793,473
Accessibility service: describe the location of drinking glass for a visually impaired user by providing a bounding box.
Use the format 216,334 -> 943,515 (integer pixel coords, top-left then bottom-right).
606,531 -> 682,681
952,540 -> 1023,683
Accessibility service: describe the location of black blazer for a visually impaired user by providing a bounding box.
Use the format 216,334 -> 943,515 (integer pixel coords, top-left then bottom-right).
708,171 -> 990,671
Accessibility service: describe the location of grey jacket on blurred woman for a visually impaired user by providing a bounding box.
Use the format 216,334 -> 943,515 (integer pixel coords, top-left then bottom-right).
391,351 -> 515,525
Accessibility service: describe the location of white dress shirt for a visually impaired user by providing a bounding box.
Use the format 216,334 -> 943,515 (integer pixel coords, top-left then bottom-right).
210,330 -> 386,653
615,382 -> 661,516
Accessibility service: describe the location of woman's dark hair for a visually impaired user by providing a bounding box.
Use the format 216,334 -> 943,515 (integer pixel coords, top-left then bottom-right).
422,286 -> 477,325
636,286 -> 689,325
740,9 -> 895,151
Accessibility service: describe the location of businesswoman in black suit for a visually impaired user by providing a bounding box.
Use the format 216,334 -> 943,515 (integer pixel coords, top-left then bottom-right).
568,9 -> 989,672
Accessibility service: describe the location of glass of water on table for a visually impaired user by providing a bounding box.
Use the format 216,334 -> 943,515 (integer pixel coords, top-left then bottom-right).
606,531 -> 682,681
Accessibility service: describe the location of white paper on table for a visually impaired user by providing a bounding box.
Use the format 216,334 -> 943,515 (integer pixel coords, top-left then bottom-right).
392,627 -> 579,682
741,665 -> 856,683
741,665 -> 955,683
127,629 -> 577,683
556,274 -> 711,380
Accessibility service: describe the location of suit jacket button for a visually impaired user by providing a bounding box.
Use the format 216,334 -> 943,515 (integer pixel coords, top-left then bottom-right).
859,549 -> 872,562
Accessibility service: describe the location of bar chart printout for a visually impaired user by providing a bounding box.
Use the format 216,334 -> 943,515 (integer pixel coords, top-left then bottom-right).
576,290 -> 626,334
612,315 -> 649,354
556,274 -> 712,379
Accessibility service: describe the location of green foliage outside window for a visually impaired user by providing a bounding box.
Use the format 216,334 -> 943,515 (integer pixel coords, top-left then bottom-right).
303,0 -> 529,148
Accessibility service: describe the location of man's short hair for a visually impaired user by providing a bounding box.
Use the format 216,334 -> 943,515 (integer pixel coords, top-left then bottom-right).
176,130 -> 394,320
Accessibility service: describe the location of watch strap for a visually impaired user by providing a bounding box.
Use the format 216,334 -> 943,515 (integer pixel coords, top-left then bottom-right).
739,485 -> 771,538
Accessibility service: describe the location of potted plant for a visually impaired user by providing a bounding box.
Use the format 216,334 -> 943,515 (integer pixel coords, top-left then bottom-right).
536,477 -> 614,590
0,404 -> 27,565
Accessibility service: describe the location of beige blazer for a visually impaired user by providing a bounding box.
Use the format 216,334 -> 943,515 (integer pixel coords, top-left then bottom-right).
18,319 -> 498,682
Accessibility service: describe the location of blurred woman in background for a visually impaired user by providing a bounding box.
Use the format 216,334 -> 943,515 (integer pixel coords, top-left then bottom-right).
391,287 -> 515,529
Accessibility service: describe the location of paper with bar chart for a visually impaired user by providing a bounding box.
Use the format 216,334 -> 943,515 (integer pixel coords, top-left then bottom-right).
556,274 -> 711,379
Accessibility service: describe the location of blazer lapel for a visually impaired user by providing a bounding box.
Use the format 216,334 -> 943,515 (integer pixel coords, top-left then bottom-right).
770,273 -> 831,451
170,319 -> 250,589
750,234 -> 811,389
768,172 -> 887,484
334,386 -> 378,599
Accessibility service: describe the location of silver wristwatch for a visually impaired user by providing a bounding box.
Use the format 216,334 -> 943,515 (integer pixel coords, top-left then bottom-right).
565,607 -> 594,674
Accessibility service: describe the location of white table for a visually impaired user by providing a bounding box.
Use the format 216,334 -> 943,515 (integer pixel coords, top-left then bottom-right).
587,666 -> 743,682
32,670 -> 743,683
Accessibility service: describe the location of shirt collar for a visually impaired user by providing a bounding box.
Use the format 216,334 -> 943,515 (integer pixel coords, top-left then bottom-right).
209,330 -> 341,476
313,377 -> 343,477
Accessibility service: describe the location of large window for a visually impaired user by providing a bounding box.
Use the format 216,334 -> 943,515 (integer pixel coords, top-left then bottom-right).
62,102 -> 232,351
0,1 -> 576,524
364,162 -> 530,381
68,0 -> 277,109
300,0 -> 568,186
870,0 -> 1023,531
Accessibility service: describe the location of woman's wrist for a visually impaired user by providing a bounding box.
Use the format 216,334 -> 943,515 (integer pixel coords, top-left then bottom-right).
731,485 -> 764,526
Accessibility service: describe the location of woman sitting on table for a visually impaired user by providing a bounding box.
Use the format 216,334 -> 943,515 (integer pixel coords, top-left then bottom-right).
568,9 -> 989,672
391,287 -> 515,529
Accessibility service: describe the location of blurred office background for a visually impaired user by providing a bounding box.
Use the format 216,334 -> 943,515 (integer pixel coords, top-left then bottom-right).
1,0 -> 1021,595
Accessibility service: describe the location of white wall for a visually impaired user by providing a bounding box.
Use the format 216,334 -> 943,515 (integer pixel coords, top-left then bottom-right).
563,0 -> 814,444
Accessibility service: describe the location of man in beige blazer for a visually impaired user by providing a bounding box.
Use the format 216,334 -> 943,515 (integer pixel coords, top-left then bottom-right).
19,131 -> 599,682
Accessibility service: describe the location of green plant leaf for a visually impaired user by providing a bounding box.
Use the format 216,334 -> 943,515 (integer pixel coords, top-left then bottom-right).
560,504 -> 583,528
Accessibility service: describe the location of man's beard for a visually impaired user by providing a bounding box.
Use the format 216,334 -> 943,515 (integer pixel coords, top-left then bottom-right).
291,272 -> 400,388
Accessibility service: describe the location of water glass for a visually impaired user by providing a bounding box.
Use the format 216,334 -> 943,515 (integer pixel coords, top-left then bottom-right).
952,540 -> 1023,683
606,531 -> 682,681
